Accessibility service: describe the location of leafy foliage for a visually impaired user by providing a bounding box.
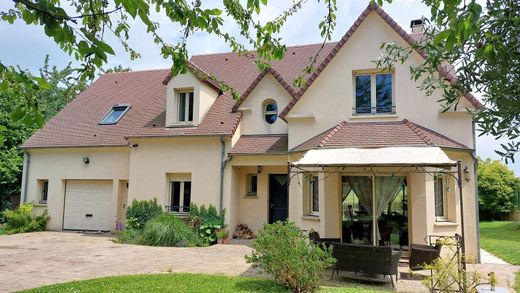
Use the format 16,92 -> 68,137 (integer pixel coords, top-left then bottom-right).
114,227 -> 144,245
2,203 -> 49,234
376,0 -> 520,162
245,221 -> 336,292
142,213 -> 204,247
478,159 -> 520,220
125,199 -> 163,230
188,203 -> 225,244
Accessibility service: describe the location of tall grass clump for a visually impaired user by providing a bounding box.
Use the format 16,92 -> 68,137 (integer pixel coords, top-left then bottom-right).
142,214 -> 203,247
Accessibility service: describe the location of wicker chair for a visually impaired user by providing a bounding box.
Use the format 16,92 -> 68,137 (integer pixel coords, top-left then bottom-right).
409,242 -> 443,271
330,243 -> 402,288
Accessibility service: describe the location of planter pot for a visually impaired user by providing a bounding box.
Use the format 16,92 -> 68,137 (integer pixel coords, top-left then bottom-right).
222,238 -> 230,244
217,239 -> 223,244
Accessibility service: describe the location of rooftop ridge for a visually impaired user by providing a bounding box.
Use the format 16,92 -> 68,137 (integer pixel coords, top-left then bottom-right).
402,119 -> 434,145
189,42 -> 339,58
318,121 -> 347,148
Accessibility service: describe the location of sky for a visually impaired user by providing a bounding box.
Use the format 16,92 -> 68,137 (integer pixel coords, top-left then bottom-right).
0,0 -> 515,175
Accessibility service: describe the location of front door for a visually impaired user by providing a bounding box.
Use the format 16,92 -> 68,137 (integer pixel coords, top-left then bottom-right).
269,174 -> 288,223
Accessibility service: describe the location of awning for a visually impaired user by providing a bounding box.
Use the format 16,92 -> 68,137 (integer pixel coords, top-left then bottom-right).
292,147 -> 456,167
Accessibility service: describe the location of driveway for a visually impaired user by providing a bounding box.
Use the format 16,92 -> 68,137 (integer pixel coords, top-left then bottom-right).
0,232 -> 254,292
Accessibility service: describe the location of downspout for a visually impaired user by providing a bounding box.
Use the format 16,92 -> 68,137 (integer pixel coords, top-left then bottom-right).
219,136 -> 232,215
21,151 -> 30,203
472,120 -> 481,263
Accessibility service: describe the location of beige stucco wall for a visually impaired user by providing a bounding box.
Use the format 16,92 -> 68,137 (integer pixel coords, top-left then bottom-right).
127,137 -> 223,210
23,147 -> 130,230
286,11 -> 475,150
237,73 -> 291,135
165,71 -> 219,126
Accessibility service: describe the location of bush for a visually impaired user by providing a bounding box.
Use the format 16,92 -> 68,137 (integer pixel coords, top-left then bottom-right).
114,228 -> 144,245
142,214 -> 204,247
245,221 -> 336,292
126,199 -> 162,229
189,203 -> 225,245
2,203 -> 49,234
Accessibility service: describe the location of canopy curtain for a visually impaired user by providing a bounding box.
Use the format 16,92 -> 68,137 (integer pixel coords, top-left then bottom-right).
346,176 -> 403,244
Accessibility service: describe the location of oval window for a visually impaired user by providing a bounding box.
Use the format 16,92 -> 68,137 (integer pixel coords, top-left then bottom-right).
264,101 -> 278,124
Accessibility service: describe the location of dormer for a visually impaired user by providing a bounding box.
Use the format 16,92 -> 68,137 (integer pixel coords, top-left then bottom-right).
165,70 -> 219,127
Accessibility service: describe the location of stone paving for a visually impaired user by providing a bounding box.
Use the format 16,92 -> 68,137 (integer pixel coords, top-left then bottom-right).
0,232 -> 518,292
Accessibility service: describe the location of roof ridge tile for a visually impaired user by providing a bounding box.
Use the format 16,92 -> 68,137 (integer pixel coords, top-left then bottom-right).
318,121 -> 347,148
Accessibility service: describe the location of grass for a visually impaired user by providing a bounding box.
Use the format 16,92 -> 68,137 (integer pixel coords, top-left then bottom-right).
479,221 -> 520,265
516,272 -> 520,293
22,273 -> 385,293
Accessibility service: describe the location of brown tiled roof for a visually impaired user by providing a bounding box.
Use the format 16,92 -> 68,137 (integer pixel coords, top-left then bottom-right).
23,70 -> 242,148
292,119 -> 469,151
279,3 -> 485,119
229,134 -> 288,155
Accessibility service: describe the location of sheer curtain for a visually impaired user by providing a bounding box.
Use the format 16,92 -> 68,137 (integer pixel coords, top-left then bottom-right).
346,176 -> 403,244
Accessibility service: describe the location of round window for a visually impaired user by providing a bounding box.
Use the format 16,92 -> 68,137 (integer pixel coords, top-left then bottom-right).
264,101 -> 278,124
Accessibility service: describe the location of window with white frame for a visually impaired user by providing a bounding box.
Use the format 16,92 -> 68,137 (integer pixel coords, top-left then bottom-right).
38,179 -> 49,204
99,104 -> 130,124
354,71 -> 394,115
309,175 -> 319,215
434,174 -> 447,220
263,100 -> 278,124
177,91 -> 194,123
170,180 -> 191,213
246,174 -> 258,197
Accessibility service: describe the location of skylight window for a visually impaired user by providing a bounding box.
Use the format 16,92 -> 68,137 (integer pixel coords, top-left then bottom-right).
99,105 -> 130,125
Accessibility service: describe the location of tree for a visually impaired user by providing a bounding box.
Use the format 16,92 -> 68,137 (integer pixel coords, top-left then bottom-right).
0,58 -> 87,218
1,0 -> 519,161
477,158 -> 520,220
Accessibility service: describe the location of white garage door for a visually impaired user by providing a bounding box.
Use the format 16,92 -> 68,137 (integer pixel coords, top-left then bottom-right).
63,180 -> 114,231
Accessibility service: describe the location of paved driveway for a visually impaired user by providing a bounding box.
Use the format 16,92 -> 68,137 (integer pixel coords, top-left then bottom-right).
0,232 -> 254,292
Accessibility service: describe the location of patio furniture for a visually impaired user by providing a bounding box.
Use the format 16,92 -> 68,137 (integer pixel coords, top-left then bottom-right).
409,242 -> 443,271
330,243 -> 402,288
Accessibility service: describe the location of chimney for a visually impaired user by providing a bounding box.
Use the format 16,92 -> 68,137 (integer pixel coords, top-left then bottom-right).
410,19 -> 424,34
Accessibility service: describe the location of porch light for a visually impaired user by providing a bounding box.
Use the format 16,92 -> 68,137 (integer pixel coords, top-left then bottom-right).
463,166 -> 470,183
82,156 -> 90,165
257,165 -> 263,174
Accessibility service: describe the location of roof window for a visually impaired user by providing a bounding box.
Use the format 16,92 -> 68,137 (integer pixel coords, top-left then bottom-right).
99,104 -> 130,125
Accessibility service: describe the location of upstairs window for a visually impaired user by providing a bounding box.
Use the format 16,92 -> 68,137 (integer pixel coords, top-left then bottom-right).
99,105 -> 130,125
354,71 -> 394,115
178,91 -> 194,123
263,100 -> 278,124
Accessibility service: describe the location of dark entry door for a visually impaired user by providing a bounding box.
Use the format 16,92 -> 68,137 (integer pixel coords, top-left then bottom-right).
269,174 -> 288,223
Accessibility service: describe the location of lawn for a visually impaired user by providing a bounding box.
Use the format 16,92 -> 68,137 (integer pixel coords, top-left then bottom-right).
517,272 -> 520,293
479,221 -> 520,265
23,273 -> 385,293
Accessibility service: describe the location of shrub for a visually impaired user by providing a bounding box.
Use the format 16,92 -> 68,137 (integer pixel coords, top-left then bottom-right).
125,199 -> 162,229
2,203 -> 49,234
114,228 -> 144,245
189,203 -> 226,245
142,214 -> 203,247
246,221 -> 336,293
199,223 -> 222,244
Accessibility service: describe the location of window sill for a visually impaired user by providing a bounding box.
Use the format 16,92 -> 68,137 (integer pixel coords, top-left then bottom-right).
350,114 -> 398,119
301,215 -> 320,221
434,221 -> 458,227
33,203 -> 47,207
166,123 -> 196,128
244,194 -> 258,199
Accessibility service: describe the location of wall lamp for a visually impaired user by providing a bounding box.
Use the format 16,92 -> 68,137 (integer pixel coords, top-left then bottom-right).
463,166 -> 470,183
82,156 -> 90,165
257,165 -> 263,174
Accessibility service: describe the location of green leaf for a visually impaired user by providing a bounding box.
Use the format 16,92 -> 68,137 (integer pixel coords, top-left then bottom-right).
95,40 -> 115,55
121,0 -> 137,18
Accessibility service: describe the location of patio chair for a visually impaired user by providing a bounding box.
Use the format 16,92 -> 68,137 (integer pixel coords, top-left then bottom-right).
409,242 -> 443,271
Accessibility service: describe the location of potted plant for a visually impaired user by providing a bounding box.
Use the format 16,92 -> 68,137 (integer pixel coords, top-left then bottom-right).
216,229 -> 230,244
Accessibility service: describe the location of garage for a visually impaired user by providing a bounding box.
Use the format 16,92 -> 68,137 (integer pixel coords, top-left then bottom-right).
63,180 -> 114,231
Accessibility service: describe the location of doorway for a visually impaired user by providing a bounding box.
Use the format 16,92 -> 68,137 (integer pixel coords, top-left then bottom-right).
268,174 -> 288,223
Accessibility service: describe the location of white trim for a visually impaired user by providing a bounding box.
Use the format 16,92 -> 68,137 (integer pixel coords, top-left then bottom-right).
98,104 -> 131,125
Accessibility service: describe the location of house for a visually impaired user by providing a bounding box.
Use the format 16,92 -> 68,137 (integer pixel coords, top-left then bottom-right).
21,3 -> 483,260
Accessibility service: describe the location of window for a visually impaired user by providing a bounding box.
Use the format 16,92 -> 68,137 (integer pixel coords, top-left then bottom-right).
263,100 -> 278,124
354,72 -> 394,114
309,175 -> 319,215
246,174 -> 258,196
178,91 -> 194,123
99,105 -> 130,124
170,180 -> 191,213
38,180 -> 49,204
434,174 -> 447,220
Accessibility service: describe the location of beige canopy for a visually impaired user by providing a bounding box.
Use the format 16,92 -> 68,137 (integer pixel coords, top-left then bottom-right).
293,146 -> 456,167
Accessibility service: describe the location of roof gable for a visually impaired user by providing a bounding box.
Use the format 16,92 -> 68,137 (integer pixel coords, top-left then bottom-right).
279,3 -> 484,119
